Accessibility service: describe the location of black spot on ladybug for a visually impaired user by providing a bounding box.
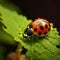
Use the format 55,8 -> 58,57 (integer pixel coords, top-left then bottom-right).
40,26 -> 44,30
44,32 -> 47,35
38,32 -> 42,35
45,24 -> 48,28
48,28 -> 50,31
34,28 -> 37,31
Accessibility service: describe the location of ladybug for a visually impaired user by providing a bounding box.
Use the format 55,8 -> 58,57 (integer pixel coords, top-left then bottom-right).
23,18 -> 51,38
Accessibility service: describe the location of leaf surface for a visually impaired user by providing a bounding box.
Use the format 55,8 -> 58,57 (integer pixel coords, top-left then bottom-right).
0,0 -> 60,60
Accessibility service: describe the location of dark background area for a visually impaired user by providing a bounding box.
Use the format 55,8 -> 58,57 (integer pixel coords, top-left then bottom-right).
10,0 -> 60,34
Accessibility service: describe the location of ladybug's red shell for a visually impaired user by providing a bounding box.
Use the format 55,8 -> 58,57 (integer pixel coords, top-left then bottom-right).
28,18 -> 51,37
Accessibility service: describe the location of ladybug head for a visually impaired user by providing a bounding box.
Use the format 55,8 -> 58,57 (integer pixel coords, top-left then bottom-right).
23,28 -> 33,38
